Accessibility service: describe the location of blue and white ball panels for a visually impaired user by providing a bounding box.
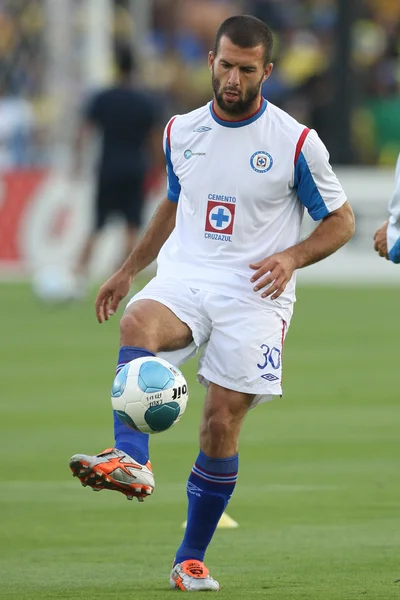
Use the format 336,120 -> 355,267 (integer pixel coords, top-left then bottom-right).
111,357 -> 189,434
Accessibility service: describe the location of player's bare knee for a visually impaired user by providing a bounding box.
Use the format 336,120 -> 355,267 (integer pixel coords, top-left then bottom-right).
201,407 -> 239,456
201,406 -> 238,450
120,306 -> 158,350
205,412 -> 234,441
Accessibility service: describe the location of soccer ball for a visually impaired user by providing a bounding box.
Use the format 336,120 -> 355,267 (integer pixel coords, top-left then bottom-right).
111,356 -> 189,434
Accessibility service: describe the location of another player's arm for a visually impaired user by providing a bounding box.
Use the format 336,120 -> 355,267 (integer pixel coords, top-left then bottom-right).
72,92 -> 100,177
250,129 -> 355,300
374,153 -> 400,262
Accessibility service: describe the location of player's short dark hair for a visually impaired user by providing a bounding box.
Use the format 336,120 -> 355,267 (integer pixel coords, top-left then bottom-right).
214,15 -> 274,66
114,43 -> 135,75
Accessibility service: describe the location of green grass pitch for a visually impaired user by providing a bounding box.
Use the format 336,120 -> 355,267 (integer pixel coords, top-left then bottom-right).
1,281 -> 400,599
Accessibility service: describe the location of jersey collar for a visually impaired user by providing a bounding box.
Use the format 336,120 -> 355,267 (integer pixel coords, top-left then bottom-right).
209,97 -> 267,128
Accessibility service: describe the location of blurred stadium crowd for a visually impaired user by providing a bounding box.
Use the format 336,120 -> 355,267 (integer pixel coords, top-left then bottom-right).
0,0 -> 399,169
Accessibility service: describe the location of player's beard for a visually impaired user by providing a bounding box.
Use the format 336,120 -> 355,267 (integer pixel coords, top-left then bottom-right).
212,67 -> 264,116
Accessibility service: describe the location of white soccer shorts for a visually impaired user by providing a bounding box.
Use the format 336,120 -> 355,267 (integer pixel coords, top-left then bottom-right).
126,277 -> 288,408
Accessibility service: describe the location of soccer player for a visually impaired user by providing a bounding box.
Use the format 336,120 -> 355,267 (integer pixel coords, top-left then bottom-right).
73,44 -> 160,282
373,152 -> 400,263
70,15 -> 355,591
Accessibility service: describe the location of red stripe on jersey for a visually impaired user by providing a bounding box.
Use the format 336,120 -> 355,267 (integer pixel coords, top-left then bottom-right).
166,116 -> 177,151
280,320 -> 286,387
294,127 -> 311,165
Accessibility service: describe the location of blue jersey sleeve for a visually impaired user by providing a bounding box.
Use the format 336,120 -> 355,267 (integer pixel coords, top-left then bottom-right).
387,153 -> 400,263
294,129 -> 346,221
163,118 -> 181,203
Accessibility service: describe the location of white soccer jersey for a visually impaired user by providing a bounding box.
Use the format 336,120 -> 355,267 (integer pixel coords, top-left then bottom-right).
387,153 -> 400,263
159,98 -> 347,320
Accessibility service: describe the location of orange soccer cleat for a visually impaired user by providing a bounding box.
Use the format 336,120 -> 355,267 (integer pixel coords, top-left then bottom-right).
170,560 -> 220,592
69,448 -> 154,502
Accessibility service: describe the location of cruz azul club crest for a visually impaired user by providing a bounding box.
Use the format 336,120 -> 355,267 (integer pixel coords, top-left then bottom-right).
205,201 -> 235,236
250,151 -> 273,173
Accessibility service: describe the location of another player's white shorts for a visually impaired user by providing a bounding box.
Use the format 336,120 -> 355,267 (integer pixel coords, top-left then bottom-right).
126,277 -> 289,408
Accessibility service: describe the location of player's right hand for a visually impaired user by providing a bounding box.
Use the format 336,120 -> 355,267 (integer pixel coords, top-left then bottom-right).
373,220 -> 389,259
95,269 -> 134,323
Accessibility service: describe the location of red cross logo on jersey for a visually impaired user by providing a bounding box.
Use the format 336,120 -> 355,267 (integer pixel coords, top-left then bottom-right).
256,156 -> 267,168
205,202 -> 235,234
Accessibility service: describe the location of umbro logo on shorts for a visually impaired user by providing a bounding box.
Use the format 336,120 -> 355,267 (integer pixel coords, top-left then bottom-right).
261,373 -> 279,382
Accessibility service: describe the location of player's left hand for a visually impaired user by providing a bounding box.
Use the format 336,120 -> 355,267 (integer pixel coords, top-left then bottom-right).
249,250 -> 297,300
373,220 -> 389,259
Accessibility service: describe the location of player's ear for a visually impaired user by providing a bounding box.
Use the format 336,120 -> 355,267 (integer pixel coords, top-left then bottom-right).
208,51 -> 215,71
263,62 -> 273,83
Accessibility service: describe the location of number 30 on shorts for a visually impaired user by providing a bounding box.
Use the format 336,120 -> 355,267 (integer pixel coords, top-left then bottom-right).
257,344 -> 281,370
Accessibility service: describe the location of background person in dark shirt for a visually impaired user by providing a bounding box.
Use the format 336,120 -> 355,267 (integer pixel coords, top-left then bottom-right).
73,44 -> 160,282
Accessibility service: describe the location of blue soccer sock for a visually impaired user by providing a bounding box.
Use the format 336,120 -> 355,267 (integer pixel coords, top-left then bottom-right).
175,450 -> 238,565
113,345 -> 154,464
